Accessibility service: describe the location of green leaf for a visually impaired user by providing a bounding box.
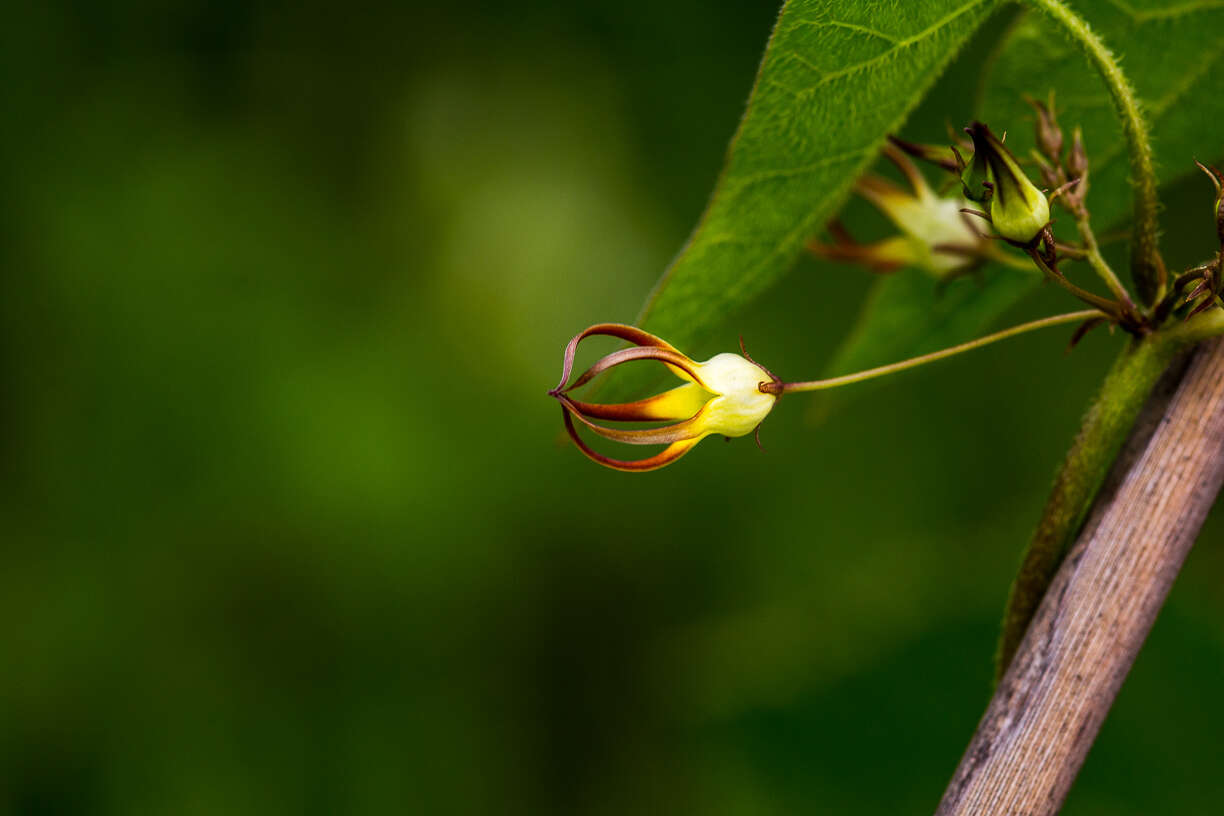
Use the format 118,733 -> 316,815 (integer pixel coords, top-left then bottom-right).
633,0 -> 1001,354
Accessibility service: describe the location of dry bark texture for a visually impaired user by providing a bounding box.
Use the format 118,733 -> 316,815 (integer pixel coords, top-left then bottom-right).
936,337 -> 1224,816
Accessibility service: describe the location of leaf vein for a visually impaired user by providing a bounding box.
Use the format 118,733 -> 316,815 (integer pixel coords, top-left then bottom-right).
792,18 -> 901,44
791,0 -> 991,95
777,49 -> 828,79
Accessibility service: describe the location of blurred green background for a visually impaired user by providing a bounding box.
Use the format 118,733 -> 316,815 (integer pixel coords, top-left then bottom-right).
2,1 -> 1221,813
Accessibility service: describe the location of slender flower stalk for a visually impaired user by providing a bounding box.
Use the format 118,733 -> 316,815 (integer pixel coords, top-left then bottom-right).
760,310 -> 1101,395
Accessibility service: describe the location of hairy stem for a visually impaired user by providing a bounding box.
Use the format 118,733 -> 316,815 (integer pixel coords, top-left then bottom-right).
772,310 -> 1099,394
1023,0 -> 1164,304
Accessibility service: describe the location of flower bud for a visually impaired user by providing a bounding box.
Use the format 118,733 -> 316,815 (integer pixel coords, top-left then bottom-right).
1066,127 -> 1088,181
1025,94 -> 1063,162
1060,127 -> 1090,210
549,324 -> 779,472
967,121 -> 1050,243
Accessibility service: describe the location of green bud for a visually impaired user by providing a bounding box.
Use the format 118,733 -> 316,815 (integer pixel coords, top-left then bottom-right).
967,121 -> 1050,243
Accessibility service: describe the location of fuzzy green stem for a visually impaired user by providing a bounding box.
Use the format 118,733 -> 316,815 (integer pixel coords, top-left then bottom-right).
772,310 -> 1099,394
995,307 -> 1224,681
1023,0 -> 1164,304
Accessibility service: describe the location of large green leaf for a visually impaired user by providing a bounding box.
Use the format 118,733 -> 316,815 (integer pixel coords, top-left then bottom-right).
823,0 -> 1224,381
633,0 -> 1001,354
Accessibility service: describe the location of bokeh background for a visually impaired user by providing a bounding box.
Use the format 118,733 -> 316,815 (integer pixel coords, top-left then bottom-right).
2,1 -> 1221,813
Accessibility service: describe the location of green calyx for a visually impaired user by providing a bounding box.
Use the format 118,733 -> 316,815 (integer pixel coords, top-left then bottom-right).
967,121 -> 1050,243
958,143 -> 992,204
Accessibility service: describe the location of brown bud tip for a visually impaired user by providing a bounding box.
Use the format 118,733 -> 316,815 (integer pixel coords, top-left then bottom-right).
1066,128 -> 1088,180
1024,93 -> 1063,161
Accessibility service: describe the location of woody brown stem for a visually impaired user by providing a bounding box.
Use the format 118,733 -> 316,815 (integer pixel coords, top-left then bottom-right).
935,337 -> 1224,816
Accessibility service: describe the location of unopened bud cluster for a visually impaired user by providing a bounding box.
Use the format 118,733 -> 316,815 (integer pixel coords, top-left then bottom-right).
1025,95 -> 1088,213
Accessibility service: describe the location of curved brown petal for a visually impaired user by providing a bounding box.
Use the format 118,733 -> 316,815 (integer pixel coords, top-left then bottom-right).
562,345 -> 705,394
553,320 -> 705,393
555,394 -> 708,446
550,323 -> 683,395
881,143 -> 930,197
560,407 -> 702,472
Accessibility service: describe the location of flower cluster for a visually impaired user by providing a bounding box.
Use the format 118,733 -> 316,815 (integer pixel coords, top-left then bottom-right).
1025,94 -> 1089,213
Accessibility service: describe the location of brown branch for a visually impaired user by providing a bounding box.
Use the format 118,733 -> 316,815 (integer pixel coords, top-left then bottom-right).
936,336 -> 1224,815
